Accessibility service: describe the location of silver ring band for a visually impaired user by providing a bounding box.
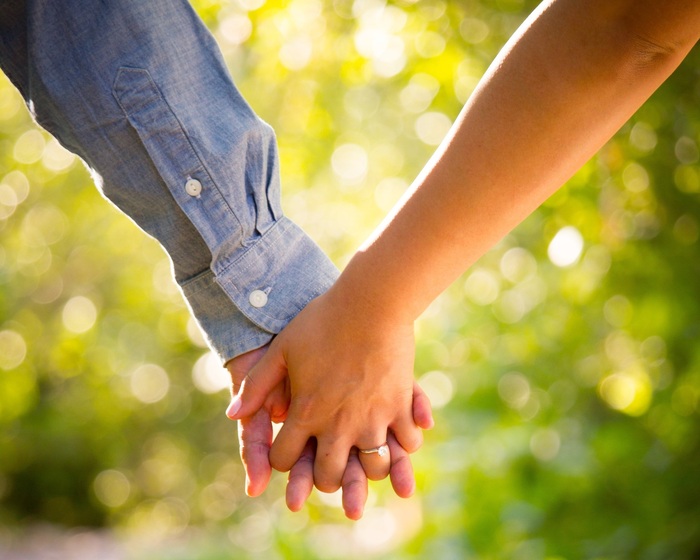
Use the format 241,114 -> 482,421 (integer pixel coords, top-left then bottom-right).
358,443 -> 389,457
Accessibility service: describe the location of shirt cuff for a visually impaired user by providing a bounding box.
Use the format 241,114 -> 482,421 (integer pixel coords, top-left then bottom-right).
181,216 -> 339,362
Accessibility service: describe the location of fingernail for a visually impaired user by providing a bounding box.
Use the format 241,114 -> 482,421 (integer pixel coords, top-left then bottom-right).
226,396 -> 242,419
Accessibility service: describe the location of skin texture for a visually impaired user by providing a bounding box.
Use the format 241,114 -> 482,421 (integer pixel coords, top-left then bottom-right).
226,346 -> 433,518
229,0 -> 700,493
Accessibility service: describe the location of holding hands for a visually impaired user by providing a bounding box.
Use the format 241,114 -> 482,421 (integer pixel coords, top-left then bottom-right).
226,0 -> 700,521
225,283 -> 434,519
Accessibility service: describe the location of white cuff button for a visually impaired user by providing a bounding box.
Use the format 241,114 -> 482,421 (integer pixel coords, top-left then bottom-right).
249,290 -> 268,308
185,178 -> 202,197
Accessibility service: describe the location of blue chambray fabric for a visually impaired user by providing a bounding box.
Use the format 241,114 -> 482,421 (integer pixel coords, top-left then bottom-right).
0,0 -> 339,361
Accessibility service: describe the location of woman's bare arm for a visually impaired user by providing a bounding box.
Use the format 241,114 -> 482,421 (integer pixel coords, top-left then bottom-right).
230,0 -> 700,491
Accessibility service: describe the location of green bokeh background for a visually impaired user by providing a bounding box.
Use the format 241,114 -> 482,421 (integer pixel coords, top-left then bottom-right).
1,0 -> 699,558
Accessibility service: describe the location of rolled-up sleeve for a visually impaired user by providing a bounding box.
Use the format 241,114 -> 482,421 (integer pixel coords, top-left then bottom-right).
0,0 -> 338,361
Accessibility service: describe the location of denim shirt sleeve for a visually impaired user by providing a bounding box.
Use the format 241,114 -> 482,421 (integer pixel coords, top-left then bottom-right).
0,0 -> 339,362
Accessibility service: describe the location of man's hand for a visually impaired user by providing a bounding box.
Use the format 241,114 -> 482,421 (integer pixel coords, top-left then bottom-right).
227,345 -> 279,497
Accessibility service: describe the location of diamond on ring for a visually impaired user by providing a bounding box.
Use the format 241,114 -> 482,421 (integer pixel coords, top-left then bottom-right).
359,443 -> 389,457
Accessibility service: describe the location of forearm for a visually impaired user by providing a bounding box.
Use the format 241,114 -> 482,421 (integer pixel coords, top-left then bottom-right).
333,0 -> 700,326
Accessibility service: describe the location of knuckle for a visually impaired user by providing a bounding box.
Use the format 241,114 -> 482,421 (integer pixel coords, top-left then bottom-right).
314,477 -> 341,493
295,451 -> 315,469
405,435 -> 423,454
269,456 -> 289,472
342,477 -> 365,494
269,444 -> 302,473
390,452 -> 412,471
287,470 -> 311,486
364,468 -> 388,482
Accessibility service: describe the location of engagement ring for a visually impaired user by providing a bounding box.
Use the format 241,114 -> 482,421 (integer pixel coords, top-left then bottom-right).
359,443 -> 389,457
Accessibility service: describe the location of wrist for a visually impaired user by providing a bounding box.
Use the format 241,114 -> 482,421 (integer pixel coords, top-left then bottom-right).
326,253 -> 416,332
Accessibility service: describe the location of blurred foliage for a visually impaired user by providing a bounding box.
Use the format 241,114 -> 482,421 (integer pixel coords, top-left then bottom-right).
1,0 -> 700,558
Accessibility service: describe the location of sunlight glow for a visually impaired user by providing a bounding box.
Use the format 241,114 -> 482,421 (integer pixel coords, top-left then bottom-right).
0,330 -> 27,370
13,130 -> 45,165
415,111 -> 452,146
500,247 -> 537,283
186,316 -> 209,348
418,370 -> 454,409
598,367 -> 652,416
218,14 -> 252,45
279,36 -> 313,70
130,364 -> 170,404
622,162 -> 649,192
498,372 -> 531,410
192,351 -> 229,394
0,183 -> 18,220
354,507 -> 398,553
399,73 -> 439,113
331,143 -> 368,183
42,138 -> 76,172
460,17 -> 490,44
530,428 -> 561,461
62,296 -> 97,334
1,171 -> 30,210
93,469 -> 131,508
464,268 -> 500,305
547,226 -> 584,267
415,31 -> 446,58
353,4 -> 407,77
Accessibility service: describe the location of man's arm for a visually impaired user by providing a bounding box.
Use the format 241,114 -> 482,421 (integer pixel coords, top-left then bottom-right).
0,0 -> 338,363
0,0 -> 432,512
230,0 -> 700,489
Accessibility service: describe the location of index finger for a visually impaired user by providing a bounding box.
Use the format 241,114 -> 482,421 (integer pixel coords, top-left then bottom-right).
237,407 -> 274,497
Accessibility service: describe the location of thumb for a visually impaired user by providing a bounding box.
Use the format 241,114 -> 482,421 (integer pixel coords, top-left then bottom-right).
226,337 -> 288,420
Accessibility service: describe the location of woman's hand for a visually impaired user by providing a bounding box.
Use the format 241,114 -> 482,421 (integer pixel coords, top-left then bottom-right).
227,286 -> 424,492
